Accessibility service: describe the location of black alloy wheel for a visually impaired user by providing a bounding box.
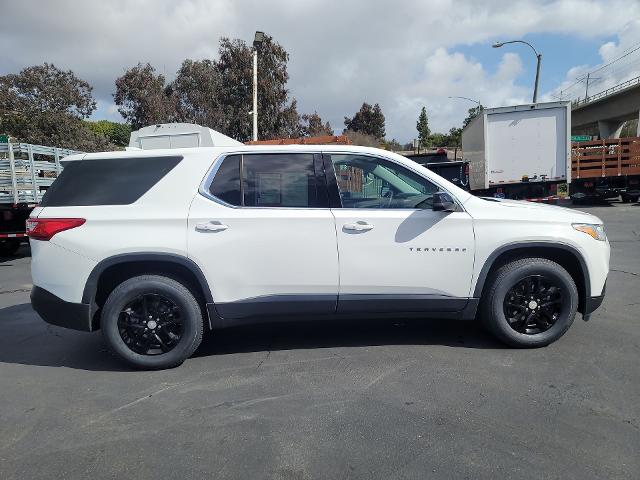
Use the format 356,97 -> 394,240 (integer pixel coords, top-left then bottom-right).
118,293 -> 184,355
503,275 -> 565,335
481,257 -> 578,348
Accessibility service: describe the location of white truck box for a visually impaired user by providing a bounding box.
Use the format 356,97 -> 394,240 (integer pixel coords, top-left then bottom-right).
463,102 -> 571,191
128,123 -> 242,150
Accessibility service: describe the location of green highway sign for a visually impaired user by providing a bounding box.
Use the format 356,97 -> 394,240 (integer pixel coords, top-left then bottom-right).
571,135 -> 592,142
0,134 -> 9,143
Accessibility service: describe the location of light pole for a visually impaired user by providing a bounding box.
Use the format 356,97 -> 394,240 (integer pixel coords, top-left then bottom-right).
448,96 -> 482,107
493,40 -> 542,103
251,31 -> 265,141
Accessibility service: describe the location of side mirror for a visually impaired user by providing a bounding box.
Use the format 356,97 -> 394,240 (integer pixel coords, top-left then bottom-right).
432,191 -> 455,212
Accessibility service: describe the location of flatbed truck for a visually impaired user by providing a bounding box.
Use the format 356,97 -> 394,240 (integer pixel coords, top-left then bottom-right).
0,141 -> 81,255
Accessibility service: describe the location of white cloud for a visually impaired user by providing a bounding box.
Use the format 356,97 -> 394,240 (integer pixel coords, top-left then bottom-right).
391,49 -> 530,139
545,18 -> 640,102
2,0 -> 639,141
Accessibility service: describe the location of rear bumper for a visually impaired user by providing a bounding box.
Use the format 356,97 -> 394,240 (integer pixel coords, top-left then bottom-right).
31,286 -> 94,332
583,282 -> 606,321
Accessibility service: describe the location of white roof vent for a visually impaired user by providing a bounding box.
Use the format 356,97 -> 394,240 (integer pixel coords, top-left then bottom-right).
128,123 -> 243,150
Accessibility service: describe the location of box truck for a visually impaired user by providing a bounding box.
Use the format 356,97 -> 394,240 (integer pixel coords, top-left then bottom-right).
462,102 -> 571,199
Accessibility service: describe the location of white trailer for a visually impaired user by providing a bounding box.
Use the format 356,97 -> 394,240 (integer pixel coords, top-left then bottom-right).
462,102 -> 571,199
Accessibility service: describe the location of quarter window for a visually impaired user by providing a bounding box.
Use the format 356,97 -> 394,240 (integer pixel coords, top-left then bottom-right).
209,155 -> 241,206
208,153 -> 322,208
330,154 -> 439,209
40,156 -> 182,207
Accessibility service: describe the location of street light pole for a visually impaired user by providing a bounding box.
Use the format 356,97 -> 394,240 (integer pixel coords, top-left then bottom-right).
252,49 -> 258,141
493,40 -> 542,103
533,52 -> 541,103
252,31 -> 265,142
447,96 -> 482,107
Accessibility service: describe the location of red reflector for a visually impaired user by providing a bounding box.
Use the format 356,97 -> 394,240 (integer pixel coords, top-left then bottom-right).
26,218 -> 86,241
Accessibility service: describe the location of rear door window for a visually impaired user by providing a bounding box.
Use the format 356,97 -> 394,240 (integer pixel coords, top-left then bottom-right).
242,153 -> 318,207
207,153 -> 327,208
40,156 -> 182,207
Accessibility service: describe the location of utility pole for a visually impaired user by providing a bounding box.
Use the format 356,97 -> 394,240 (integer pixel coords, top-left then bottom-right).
583,72 -> 601,102
584,72 -> 590,100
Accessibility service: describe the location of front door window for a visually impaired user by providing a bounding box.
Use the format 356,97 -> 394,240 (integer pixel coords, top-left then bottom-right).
331,154 -> 439,209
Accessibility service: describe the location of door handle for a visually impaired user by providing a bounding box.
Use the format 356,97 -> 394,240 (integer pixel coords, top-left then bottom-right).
343,222 -> 374,232
195,221 -> 229,232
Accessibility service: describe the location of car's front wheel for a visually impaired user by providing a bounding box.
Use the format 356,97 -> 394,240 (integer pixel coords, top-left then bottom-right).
101,275 -> 204,370
481,258 -> 578,348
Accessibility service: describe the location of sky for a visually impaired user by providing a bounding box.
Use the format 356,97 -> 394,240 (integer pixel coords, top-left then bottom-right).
1,0 -> 639,142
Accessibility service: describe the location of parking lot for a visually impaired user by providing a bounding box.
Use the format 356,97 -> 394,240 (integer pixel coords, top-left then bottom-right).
0,201 -> 638,480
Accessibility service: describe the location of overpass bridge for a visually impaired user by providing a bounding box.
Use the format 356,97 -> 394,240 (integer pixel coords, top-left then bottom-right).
571,75 -> 640,139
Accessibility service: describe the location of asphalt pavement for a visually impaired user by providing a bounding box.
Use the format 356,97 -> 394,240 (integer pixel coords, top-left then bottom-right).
0,202 -> 638,479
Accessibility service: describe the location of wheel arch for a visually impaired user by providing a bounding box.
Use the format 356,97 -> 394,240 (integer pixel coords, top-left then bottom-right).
83,253 -> 214,330
473,242 -> 590,314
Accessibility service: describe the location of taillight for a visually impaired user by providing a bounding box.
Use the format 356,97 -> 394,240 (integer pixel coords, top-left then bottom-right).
26,218 -> 86,241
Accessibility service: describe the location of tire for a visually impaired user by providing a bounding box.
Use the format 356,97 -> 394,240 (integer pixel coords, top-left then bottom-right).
621,193 -> 631,203
101,275 -> 204,370
480,258 -> 578,348
0,239 -> 22,257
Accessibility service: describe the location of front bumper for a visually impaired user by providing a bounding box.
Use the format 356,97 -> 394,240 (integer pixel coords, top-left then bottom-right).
582,282 -> 606,321
31,286 -> 94,332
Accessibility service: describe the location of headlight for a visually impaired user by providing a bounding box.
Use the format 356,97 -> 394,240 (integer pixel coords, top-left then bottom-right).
572,223 -> 607,241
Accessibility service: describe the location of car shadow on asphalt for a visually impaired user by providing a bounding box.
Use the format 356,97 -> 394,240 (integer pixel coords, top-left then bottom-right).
0,302 -> 503,372
195,317 -> 501,359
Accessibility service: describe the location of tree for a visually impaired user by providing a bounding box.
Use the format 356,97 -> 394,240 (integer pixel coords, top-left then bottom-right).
429,132 -> 445,147
87,120 -> 131,146
112,35 -> 302,141
463,105 -> 483,128
168,59 -> 227,131
343,102 -> 385,139
344,130 -> 380,147
445,127 -> 462,147
0,63 -> 110,151
216,35 -> 301,141
114,63 -> 175,130
0,63 -> 95,117
383,138 -> 402,151
416,106 -> 430,148
301,111 -> 333,136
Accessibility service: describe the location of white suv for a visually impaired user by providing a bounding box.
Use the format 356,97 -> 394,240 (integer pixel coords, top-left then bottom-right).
28,144 -> 609,369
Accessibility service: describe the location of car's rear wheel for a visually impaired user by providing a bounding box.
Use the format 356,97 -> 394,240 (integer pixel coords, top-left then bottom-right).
481,258 -> 578,348
101,275 -> 204,370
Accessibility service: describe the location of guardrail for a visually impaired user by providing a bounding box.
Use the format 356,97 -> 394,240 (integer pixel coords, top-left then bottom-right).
572,75 -> 640,108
